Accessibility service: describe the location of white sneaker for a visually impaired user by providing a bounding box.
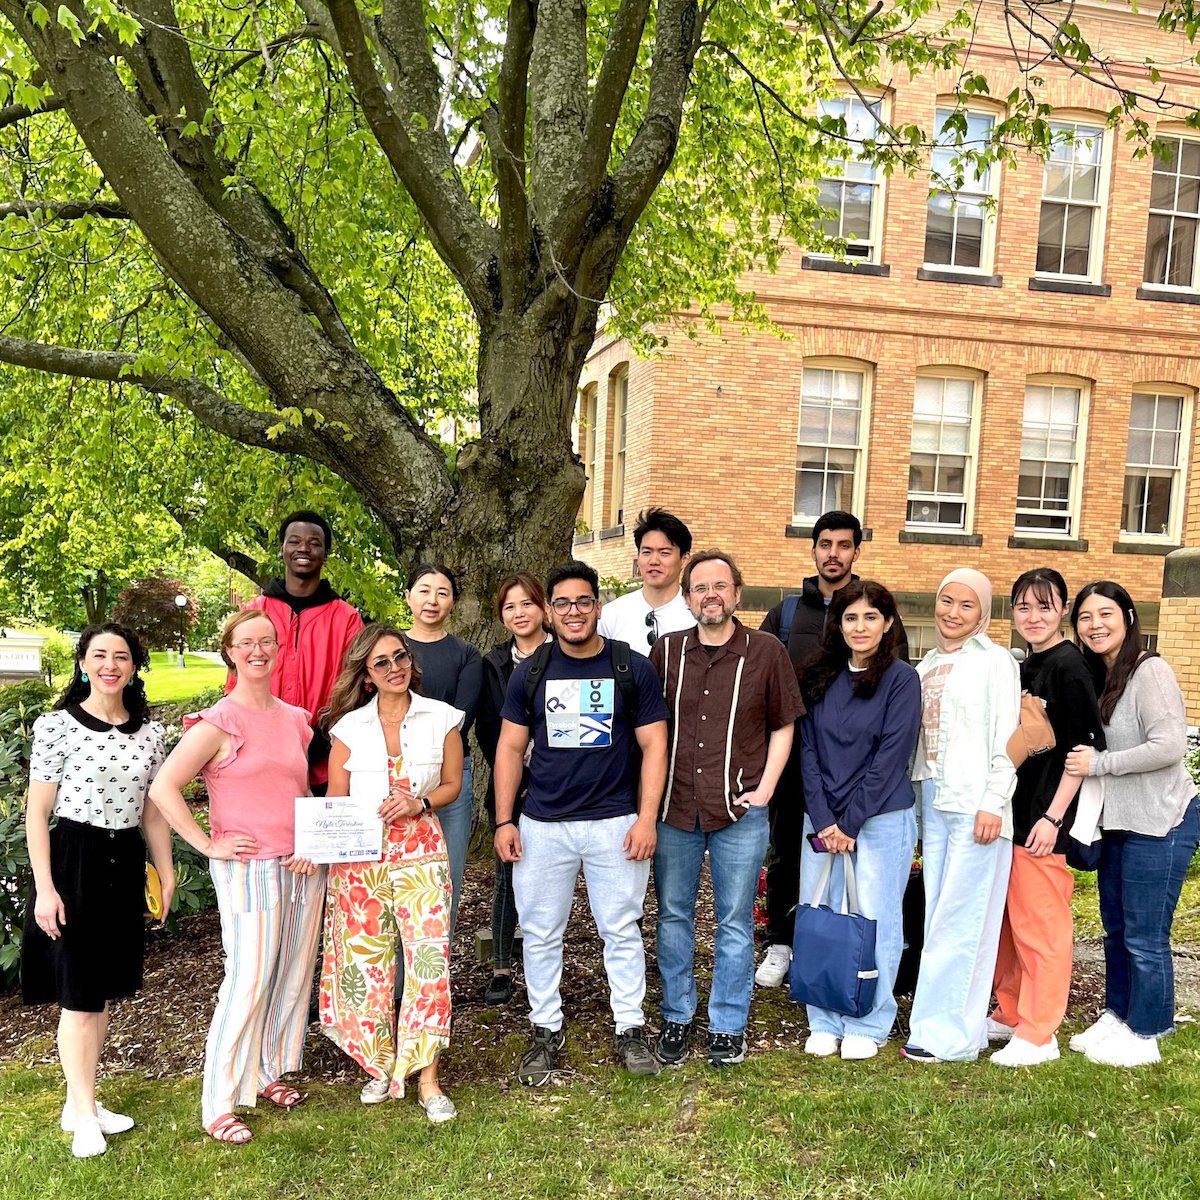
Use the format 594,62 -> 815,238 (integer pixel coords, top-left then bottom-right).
804,1032 -> 840,1057
986,1017 -> 1017,1043
840,1035 -> 878,1061
71,1118 -> 106,1159
359,1076 -> 391,1104
1069,1011 -> 1125,1054
755,944 -> 792,988
990,1036 -> 1060,1067
61,1102 -> 134,1135
1084,1026 -> 1161,1068
417,1090 -> 458,1123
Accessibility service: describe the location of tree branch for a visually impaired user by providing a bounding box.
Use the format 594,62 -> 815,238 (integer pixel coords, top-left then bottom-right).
0,198 -> 129,221
0,331 -> 314,457
323,0 -> 498,319
0,95 -> 65,129
529,0 -> 587,227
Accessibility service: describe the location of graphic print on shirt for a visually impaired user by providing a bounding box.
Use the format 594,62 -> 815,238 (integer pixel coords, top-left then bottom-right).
545,677 -> 614,748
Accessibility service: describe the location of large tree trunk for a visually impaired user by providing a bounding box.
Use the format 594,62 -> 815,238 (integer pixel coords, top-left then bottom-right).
81,570 -> 109,626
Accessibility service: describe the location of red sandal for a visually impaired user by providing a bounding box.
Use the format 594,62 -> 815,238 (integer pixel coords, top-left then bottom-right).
206,1113 -> 253,1144
258,1081 -> 305,1109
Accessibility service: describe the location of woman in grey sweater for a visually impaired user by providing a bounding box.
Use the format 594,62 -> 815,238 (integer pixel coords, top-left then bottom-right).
1064,581 -> 1199,1068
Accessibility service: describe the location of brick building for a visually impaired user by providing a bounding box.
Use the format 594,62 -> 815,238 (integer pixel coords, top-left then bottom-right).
573,0 -> 1200,716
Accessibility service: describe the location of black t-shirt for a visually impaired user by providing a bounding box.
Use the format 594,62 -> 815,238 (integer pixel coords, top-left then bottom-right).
1012,640 -> 1106,850
408,634 -> 483,743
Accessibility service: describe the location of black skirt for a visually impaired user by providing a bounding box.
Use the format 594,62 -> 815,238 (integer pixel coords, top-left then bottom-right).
21,817 -> 146,1012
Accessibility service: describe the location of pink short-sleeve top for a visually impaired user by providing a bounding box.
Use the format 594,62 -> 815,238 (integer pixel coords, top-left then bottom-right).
184,696 -> 312,859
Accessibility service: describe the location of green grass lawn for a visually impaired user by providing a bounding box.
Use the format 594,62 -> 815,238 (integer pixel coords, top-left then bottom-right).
143,652 -> 228,704
4,1026 -> 1200,1199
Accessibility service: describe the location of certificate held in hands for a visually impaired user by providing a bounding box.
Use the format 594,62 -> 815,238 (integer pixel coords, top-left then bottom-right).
294,794 -> 384,864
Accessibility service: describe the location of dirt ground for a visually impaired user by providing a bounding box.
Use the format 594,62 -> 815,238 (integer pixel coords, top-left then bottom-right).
0,856 -> 1125,1090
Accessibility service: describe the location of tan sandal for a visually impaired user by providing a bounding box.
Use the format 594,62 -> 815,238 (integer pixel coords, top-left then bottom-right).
206,1113 -> 253,1145
259,1081 -> 305,1109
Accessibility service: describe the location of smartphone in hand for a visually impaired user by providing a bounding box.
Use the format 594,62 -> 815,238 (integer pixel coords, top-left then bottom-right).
807,833 -> 828,854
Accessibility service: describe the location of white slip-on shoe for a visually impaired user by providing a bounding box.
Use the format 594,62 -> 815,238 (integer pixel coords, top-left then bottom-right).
359,1076 -> 391,1104
840,1035 -> 879,1061
990,1036 -> 1060,1067
71,1118 -> 106,1159
417,1091 -> 458,1123
61,1102 -> 134,1136
1084,1025 -> 1161,1068
804,1032 -> 840,1057
755,944 -> 792,988
986,1017 -> 1017,1043
1069,1011 -> 1125,1054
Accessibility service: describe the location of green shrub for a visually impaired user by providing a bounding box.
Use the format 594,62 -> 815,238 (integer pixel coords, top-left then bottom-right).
39,633 -> 74,685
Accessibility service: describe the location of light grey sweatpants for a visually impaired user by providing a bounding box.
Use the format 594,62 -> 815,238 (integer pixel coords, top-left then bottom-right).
512,812 -> 650,1032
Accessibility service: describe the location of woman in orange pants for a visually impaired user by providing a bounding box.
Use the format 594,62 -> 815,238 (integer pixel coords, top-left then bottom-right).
989,568 -> 1104,1066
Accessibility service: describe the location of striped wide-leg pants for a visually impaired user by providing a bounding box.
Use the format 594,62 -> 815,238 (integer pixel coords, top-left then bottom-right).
201,858 -> 326,1127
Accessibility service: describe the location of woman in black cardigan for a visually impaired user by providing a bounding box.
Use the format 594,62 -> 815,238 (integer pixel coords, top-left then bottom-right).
475,572 -> 552,1004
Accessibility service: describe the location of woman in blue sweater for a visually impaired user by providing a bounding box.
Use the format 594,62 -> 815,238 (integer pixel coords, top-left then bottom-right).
798,580 -> 922,1060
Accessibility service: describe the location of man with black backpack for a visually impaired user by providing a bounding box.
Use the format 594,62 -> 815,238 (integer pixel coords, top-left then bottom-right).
493,561 -> 669,1086
755,511 -> 909,987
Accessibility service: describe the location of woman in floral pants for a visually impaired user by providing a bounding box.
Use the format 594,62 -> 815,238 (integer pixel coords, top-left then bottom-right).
318,624 -> 464,1123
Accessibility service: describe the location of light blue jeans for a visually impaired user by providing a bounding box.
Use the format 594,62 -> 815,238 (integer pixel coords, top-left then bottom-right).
396,754 -> 474,1000
908,780 -> 1012,1060
799,806 -> 917,1044
655,804 -> 771,1036
513,812 -> 651,1032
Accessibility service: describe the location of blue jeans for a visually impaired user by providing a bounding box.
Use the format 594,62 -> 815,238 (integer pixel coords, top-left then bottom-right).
655,805 -> 770,1036
908,780 -> 1011,1060
1098,796 -> 1200,1037
799,807 -> 917,1044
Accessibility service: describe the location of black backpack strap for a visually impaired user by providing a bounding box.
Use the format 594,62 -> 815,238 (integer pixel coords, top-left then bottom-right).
777,593 -> 800,646
610,638 -> 638,715
522,640 -> 555,725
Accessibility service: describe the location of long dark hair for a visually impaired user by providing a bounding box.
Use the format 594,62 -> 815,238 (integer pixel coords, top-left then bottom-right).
802,580 -> 902,706
54,623 -> 151,728
1070,580 -> 1149,722
320,623 -> 423,731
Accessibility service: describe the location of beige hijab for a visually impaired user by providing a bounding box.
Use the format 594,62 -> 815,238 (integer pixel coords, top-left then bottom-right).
934,568 -> 992,654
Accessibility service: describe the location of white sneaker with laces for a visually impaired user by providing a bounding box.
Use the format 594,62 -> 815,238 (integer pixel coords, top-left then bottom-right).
359,1076 -> 392,1104
840,1035 -> 879,1061
1069,1011 -> 1124,1054
804,1032 -> 840,1057
71,1118 -> 106,1159
990,1036 -> 1060,1067
755,944 -> 792,988
1084,1025 -> 1161,1068
61,1102 -> 134,1135
986,1017 -> 1016,1043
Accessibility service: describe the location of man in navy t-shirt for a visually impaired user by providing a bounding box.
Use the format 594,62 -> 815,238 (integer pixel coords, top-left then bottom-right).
494,560 -> 668,1086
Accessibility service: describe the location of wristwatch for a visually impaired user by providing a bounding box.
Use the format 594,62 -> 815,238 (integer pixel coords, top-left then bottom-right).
420,796 -> 432,814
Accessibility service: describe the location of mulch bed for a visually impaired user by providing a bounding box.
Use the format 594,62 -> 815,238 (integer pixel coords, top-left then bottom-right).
0,855 -> 1106,1091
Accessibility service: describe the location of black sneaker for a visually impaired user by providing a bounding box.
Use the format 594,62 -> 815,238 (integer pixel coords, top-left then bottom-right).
617,1026 -> 661,1076
707,1031 -> 747,1068
654,1020 -> 692,1066
517,1025 -> 565,1087
483,972 -> 515,1005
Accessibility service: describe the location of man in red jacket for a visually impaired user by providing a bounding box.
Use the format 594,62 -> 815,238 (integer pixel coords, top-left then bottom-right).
237,510 -> 363,792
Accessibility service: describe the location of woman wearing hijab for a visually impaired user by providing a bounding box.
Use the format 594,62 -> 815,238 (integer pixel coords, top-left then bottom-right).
903,569 -> 1020,1063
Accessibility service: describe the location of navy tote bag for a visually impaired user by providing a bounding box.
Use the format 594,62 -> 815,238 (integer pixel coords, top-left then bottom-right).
788,853 -> 879,1018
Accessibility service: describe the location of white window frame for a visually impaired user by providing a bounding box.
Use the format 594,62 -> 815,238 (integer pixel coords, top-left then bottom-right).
1119,385 -> 1193,544
1034,117 -> 1112,283
575,384 -> 598,528
1142,134 -> 1200,293
813,95 -> 888,265
905,621 -> 939,664
610,369 -> 629,527
1015,377 -> 1090,538
793,359 -> 871,524
923,106 -> 1001,275
906,370 -> 982,533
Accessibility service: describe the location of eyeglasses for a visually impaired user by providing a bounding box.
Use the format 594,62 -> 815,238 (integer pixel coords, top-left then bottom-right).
231,638 -> 279,652
645,611 -> 659,646
368,649 -> 412,672
550,596 -> 597,614
689,581 -> 733,596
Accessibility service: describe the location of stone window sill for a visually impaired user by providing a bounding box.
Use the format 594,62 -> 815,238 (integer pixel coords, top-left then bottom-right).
801,256 -> 891,278
786,524 -> 873,541
1008,535 -> 1089,552
1136,286 -> 1200,306
573,532 -> 594,547
899,530 -> 983,547
598,524 -> 625,541
1027,277 -> 1111,298
1112,540 -> 1179,557
917,267 -> 1002,288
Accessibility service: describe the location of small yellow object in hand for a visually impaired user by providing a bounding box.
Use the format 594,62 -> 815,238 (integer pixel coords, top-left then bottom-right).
145,863 -> 164,919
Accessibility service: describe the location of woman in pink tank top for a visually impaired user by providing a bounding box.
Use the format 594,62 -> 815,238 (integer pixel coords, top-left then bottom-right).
150,610 -> 326,1146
